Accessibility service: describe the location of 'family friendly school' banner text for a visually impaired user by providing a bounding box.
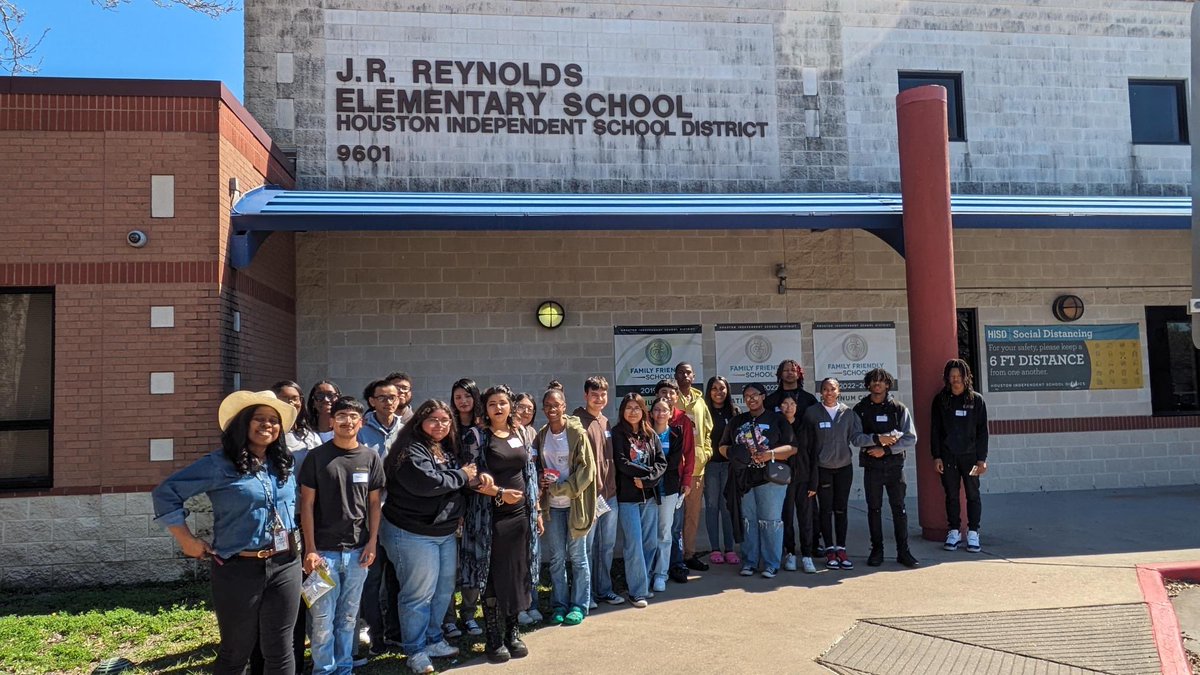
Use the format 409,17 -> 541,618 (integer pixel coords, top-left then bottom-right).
984,324 -> 1142,392
813,322 -> 898,406
613,325 -> 703,398
715,323 -> 803,408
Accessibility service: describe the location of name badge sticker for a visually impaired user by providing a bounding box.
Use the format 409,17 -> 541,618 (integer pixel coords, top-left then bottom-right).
955,409 -> 968,417
507,436 -> 524,448
819,421 -> 832,429
757,423 -> 770,431
604,430 -> 611,438
352,472 -> 369,484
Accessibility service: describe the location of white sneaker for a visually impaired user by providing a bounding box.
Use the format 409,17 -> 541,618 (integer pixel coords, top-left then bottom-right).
630,597 -> 648,608
358,620 -> 371,647
762,567 -> 777,579
739,567 -> 754,577
783,553 -> 797,571
944,529 -> 962,551
527,608 -> 543,623
966,530 -> 981,553
588,599 -> 599,610
801,556 -> 817,574
407,652 -> 434,674
652,577 -> 667,593
425,640 -> 459,658
517,610 -> 534,626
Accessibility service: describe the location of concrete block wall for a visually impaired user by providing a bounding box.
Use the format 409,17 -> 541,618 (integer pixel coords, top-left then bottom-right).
244,0 -> 1191,195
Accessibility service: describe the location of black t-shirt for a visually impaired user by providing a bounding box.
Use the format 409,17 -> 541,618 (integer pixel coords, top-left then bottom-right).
719,410 -> 795,489
299,441 -> 386,551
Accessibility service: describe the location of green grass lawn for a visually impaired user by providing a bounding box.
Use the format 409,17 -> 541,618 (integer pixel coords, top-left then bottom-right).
0,575 -> 579,674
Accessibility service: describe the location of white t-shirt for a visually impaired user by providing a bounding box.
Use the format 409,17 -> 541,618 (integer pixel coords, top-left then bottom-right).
542,429 -> 572,510
824,404 -> 839,421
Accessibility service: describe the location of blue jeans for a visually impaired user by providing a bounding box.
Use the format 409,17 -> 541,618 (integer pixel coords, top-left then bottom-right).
380,520 -> 456,656
587,496 -> 619,600
309,548 -> 370,675
543,507 -> 591,612
704,462 -> 734,552
529,525 -> 541,610
617,500 -> 658,599
670,493 -> 686,567
652,493 -> 681,581
361,540 -> 401,648
740,482 -> 787,572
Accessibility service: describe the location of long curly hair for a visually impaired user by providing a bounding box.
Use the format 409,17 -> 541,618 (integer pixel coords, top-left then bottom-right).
220,405 -> 293,485
481,384 -> 516,431
386,399 -> 461,477
941,359 -> 977,403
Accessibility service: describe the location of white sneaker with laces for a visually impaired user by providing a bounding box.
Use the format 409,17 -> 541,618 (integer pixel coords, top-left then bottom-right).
944,529 -> 962,551
801,556 -> 817,574
762,567 -> 777,579
425,640 -> 459,658
652,577 -> 667,593
783,553 -> 797,571
966,530 -> 981,553
407,652 -> 434,674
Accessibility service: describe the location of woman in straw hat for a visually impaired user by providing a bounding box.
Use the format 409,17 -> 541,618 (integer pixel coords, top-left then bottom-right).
152,390 -> 301,675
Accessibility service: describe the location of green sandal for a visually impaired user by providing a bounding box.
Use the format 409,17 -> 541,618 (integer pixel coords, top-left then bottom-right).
563,606 -> 585,626
550,610 -> 566,625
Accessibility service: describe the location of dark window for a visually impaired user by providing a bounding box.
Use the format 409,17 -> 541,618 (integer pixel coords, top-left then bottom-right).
898,71 -> 966,142
1146,306 -> 1200,415
1129,80 -> 1189,145
957,307 -> 980,385
0,289 -> 54,489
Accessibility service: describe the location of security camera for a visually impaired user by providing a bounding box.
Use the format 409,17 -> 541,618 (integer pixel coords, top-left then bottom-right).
127,230 -> 148,248
1189,299 -> 1200,315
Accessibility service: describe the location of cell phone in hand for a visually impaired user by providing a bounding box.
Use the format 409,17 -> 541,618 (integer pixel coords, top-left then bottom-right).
969,466 -> 979,476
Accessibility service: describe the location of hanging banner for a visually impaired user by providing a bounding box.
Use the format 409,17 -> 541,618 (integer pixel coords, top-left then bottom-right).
613,325 -> 702,398
715,322 -> 803,408
983,324 -> 1142,392
812,322 -> 898,405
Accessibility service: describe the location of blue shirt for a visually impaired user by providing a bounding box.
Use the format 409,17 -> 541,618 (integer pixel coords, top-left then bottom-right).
152,450 -> 298,559
357,411 -> 402,460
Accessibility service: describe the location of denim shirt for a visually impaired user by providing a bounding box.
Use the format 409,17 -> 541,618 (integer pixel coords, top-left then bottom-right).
152,449 -> 298,559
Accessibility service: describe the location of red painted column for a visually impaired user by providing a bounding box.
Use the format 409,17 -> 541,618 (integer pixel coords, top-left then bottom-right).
896,85 -> 962,540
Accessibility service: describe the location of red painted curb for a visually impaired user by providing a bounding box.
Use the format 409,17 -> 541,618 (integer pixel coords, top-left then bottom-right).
1136,562 -> 1200,675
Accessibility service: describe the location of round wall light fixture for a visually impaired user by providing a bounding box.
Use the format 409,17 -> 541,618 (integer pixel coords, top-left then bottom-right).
1051,294 -> 1085,322
536,301 -> 565,329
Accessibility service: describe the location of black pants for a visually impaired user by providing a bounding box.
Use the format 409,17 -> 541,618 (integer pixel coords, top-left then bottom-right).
942,454 -> 982,530
817,465 -> 854,549
863,455 -> 909,551
248,597 -> 306,675
362,542 -> 402,647
210,551 -> 302,675
782,473 -> 818,557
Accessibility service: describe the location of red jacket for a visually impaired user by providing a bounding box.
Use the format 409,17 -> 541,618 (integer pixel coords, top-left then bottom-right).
669,409 -> 697,490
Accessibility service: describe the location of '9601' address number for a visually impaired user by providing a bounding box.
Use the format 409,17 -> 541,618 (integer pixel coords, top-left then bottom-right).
336,145 -> 392,162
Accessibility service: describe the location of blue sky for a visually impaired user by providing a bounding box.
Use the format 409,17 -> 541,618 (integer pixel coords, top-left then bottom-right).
20,0 -> 244,98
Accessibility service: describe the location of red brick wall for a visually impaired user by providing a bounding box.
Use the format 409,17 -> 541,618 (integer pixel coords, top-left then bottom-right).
0,79 -> 296,495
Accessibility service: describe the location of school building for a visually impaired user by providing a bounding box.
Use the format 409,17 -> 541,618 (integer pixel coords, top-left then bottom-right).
0,0 -> 1195,586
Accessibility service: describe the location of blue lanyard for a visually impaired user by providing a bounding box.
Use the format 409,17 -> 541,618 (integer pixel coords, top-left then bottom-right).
256,464 -> 279,530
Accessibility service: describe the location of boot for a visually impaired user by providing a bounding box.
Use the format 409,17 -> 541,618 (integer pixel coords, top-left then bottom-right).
867,545 -> 884,567
896,548 -> 920,568
483,600 -> 510,663
505,614 -> 529,658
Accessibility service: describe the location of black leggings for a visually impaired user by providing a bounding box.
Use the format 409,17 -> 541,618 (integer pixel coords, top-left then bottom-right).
818,465 -> 854,549
782,474 -> 817,557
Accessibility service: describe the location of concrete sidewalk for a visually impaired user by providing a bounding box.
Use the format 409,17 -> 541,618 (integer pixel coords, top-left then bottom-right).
456,485 -> 1200,674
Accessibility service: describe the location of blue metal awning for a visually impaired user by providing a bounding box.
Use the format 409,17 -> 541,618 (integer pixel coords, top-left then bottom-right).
229,188 -> 1190,268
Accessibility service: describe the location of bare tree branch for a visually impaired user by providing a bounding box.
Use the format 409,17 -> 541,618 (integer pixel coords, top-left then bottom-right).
2,0 -> 239,75
1,0 -> 47,75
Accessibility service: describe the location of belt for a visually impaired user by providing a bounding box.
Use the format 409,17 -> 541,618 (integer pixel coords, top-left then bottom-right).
237,547 -> 289,559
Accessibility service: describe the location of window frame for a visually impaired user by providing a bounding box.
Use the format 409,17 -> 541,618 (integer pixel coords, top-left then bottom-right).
0,287 -> 54,491
898,70 -> 967,142
1145,305 -> 1200,416
1128,79 -> 1190,146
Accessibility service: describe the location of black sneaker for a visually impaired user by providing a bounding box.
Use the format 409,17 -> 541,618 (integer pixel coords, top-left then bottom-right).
685,555 -> 710,572
897,549 -> 920,568
867,547 -> 884,567
668,567 -> 689,584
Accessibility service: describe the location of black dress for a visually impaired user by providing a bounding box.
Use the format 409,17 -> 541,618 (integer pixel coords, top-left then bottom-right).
485,431 -> 532,615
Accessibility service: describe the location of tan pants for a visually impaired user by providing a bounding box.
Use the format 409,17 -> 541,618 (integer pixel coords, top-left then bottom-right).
683,472 -> 705,558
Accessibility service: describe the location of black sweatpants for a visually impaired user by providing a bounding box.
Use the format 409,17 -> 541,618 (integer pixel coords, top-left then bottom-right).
941,454 -> 982,531
817,464 -> 854,549
209,551 -> 302,675
863,454 -> 909,551
782,473 -> 818,557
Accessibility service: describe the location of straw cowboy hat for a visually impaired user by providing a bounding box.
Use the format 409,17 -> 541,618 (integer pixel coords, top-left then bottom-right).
218,390 -> 297,433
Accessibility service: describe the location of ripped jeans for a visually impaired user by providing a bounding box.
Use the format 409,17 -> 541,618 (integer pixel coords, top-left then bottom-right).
739,482 -> 788,572
308,548 -> 370,674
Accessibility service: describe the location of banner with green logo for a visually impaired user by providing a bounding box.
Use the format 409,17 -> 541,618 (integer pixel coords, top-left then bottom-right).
812,321 -> 898,406
613,325 -> 703,398
715,322 -> 803,408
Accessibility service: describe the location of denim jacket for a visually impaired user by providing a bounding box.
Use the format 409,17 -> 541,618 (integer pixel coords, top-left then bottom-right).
152,450 -> 298,559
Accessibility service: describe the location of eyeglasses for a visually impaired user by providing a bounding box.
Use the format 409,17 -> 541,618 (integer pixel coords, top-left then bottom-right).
744,392 -> 764,400
514,405 -> 535,414
372,395 -> 399,403
392,385 -> 412,393
333,412 -> 362,423
252,416 -> 282,427
315,392 -> 338,402
424,417 -> 453,427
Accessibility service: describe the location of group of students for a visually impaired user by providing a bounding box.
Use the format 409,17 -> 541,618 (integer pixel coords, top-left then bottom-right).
151,358 -> 989,675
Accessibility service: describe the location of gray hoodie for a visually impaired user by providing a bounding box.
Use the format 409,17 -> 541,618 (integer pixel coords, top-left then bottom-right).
802,402 -> 874,469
